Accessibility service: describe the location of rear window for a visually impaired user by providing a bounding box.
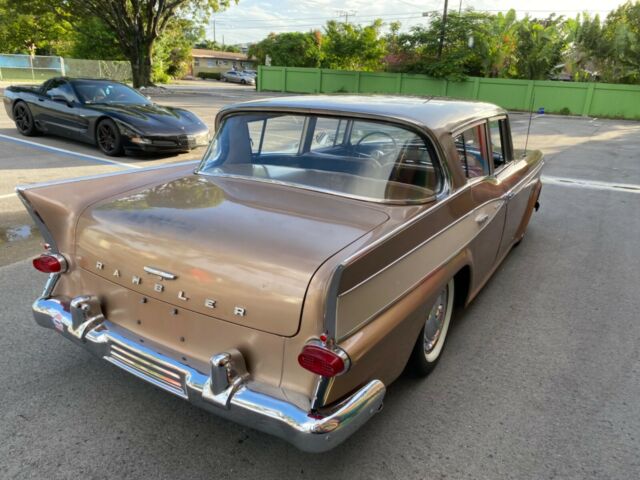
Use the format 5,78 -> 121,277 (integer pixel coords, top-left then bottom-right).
198,113 -> 442,203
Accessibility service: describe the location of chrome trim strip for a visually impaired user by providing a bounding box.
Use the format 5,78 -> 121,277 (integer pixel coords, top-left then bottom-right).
336,198 -> 505,340
197,171 -> 438,206
32,297 -> 386,453
330,158 -> 545,340
143,266 -> 177,280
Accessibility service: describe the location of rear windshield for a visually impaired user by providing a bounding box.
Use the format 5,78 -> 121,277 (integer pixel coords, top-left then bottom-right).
197,113 -> 442,203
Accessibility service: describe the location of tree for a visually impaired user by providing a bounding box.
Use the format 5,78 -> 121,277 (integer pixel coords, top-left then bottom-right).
194,40 -> 242,52
153,18 -> 203,82
321,20 -> 386,71
0,0 -> 73,55
394,11 -> 488,79
599,2 -> 640,83
52,0 -> 237,87
514,15 -> 568,80
475,10 -> 519,78
68,17 -> 126,60
248,31 -> 321,67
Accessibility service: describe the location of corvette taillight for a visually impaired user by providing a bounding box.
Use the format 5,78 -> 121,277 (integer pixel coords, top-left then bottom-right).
32,254 -> 67,273
298,344 -> 349,377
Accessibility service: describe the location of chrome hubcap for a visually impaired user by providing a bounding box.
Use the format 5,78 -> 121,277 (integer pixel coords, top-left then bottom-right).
424,287 -> 449,354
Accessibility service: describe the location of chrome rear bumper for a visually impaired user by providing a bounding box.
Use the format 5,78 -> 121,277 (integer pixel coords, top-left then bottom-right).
32,296 -> 385,452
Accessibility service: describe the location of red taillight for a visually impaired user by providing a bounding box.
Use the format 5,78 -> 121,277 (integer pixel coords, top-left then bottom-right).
32,254 -> 66,273
298,344 -> 348,377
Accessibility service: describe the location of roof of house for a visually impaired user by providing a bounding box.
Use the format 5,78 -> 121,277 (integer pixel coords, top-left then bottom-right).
191,49 -> 251,61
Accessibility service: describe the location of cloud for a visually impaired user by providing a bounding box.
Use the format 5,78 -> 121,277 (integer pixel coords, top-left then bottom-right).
210,0 -> 626,45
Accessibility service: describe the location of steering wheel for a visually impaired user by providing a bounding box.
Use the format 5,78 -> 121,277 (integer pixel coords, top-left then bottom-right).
355,131 -> 398,164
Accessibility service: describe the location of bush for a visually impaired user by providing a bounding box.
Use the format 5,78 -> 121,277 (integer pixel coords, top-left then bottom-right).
197,72 -> 222,80
559,107 -> 571,115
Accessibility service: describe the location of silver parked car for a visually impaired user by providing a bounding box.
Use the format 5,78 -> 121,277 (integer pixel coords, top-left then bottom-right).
221,70 -> 255,85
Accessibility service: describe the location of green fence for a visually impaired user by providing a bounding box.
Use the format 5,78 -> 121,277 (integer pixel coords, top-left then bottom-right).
257,66 -> 640,120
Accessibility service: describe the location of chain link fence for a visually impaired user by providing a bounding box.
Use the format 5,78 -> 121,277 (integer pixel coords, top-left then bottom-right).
0,54 -> 131,82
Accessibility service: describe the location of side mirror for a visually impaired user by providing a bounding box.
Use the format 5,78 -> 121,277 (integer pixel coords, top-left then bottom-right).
50,95 -> 73,107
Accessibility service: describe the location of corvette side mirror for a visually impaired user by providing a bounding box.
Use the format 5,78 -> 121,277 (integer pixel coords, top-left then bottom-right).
51,95 -> 73,107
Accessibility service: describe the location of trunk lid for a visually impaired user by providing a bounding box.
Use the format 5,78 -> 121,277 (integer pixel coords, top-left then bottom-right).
75,174 -> 389,336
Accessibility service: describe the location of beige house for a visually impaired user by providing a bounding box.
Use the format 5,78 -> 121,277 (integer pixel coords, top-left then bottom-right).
191,49 -> 255,76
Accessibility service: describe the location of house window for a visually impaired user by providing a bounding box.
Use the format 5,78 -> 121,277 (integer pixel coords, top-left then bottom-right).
207,59 -> 214,67
194,58 -> 200,66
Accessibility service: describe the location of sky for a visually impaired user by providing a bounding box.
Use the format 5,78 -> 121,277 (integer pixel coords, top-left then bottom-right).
208,0 -> 631,46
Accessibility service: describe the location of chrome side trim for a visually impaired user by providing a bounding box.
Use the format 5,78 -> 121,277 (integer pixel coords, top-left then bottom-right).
335,198 -> 505,340
197,171 -> 438,206
328,158 -> 544,340
32,297 -> 385,453
143,266 -> 178,280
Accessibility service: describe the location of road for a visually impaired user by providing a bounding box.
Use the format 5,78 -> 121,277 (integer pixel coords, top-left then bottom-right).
0,84 -> 639,479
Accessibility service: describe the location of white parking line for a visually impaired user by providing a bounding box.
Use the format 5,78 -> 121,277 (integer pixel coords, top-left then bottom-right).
543,175 -> 640,193
0,134 -> 141,169
0,193 -> 16,200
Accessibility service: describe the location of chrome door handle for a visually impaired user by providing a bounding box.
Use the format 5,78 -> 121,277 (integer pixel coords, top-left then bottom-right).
475,213 -> 490,225
503,191 -> 515,200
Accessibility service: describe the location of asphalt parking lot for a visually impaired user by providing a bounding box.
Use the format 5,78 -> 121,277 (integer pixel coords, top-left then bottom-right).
1,83 -> 639,479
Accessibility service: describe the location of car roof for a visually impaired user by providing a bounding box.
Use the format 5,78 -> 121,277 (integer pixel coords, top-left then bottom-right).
221,95 -> 506,133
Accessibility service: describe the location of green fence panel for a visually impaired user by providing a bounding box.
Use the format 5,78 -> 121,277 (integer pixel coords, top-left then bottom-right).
257,66 -> 640,120
589,83 -> 640,119
477,79 -> 529,110
531,81 -> 588,115
400,74 -> 447,96
285,68 -> 319,93
260,66 -> 285,91
358,72 -> 398,94
445,79 -> 476,99
320,70 -> 358,93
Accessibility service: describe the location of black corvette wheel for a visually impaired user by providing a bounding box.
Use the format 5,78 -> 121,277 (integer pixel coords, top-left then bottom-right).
96,119 -> 124,156
13,102 -> 38,136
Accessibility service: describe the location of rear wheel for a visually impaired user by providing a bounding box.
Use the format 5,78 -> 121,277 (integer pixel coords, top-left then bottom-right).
408,279 -> 455,376
96,119 -> 123,156
13,102 -> 38,136
240,79 -> 247,85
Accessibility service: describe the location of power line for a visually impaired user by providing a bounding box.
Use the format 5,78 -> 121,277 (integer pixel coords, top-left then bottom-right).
212,7 -> 616,32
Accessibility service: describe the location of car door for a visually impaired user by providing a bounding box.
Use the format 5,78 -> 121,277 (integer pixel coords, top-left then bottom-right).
489,117 -> 537,258
36,79 -> 84,138
452,122 -> 508,285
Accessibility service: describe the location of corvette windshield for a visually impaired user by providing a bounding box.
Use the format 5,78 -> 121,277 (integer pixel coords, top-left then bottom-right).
198,113 -> 442,203
72,80 -> 150,105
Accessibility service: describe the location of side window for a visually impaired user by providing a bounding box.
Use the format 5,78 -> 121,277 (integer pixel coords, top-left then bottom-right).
44,80 -> 76,103
310,118 -> 345,151
454,124 -> 490,179
247,119 -> 264,154
489,119 -> 510,169
258,115 -> 305,154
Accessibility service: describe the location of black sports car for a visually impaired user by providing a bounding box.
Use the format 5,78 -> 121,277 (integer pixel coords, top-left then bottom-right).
3,77 -> 210,156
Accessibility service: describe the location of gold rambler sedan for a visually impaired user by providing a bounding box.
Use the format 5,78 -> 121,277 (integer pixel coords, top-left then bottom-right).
18,96 -> 543,452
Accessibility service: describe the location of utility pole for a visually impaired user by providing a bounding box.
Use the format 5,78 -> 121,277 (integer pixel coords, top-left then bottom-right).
438,0 -> 449,60
212,18 -> 216,45
336,10 -> 357,23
